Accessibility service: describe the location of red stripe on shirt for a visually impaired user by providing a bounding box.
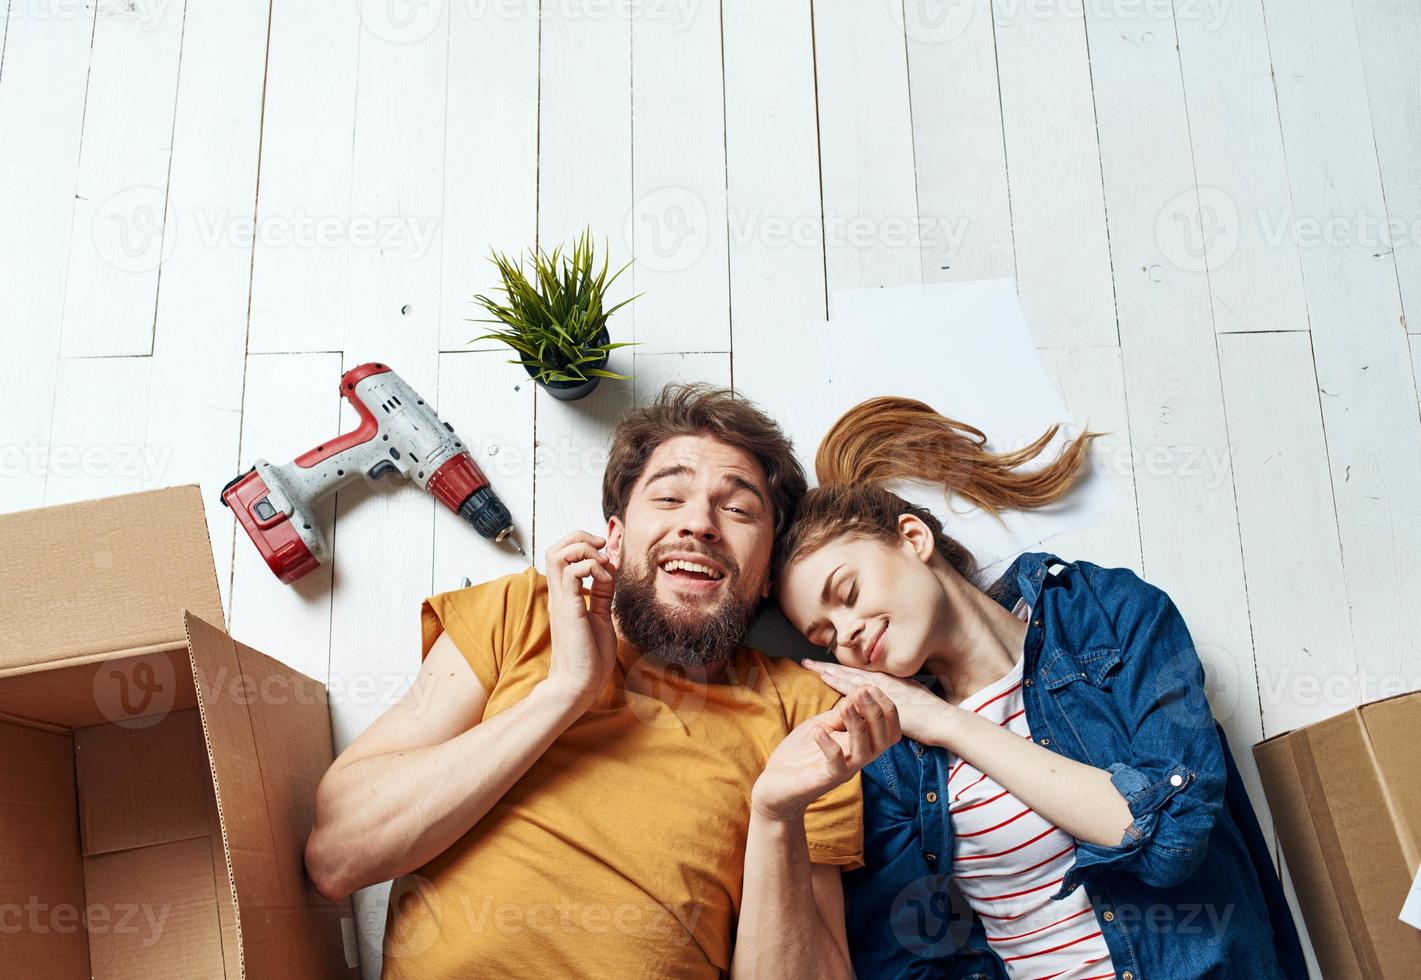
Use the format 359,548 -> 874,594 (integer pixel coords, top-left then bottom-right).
956,806 -> 1033,838
951,787 -> 1009,814
952,772 -> 988,801
954,825 -> 1062,861
972,681 -> 1023,714
985,907 -> 1093,943
958,842 -> 1077,880
1001,931 -> 1105,962
977,875 -> 1063,903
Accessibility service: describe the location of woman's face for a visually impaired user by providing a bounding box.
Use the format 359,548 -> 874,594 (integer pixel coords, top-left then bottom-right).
778,519 -> 948,677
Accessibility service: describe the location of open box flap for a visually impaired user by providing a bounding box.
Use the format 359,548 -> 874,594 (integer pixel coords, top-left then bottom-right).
184,612 -> 360,978
0,486 -> 224,675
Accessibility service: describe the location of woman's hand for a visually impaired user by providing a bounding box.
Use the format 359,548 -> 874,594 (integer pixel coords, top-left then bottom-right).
541,531 -> 618,713
751,686 -> 901,821
801,660 -> 954,746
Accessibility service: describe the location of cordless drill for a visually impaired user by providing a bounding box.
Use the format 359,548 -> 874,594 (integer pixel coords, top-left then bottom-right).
222,362 -> 524,584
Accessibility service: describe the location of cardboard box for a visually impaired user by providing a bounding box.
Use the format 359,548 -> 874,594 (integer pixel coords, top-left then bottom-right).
0,486 -> 360,979
1254,692 -> 1421,979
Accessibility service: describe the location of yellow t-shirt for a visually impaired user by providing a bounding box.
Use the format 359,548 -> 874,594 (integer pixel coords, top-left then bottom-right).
380,567 -> 863,980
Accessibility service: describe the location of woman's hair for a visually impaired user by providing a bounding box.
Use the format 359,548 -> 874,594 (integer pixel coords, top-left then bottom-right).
774,396 -> 1101,584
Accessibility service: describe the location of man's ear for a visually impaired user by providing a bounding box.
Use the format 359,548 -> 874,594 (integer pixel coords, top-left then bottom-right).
898,513 -> 936,562
606,515 -> 624,566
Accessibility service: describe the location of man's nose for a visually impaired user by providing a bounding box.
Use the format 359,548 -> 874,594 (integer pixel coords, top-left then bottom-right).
675,498 -> 720,541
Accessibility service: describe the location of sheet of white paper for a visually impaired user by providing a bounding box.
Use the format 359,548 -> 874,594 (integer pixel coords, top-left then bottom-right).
780,280 -> 1115,569
1402,865 -> 1421,931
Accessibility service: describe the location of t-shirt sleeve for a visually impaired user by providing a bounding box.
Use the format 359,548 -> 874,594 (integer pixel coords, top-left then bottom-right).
772,661 -> 866,871
420,567 -> 538,695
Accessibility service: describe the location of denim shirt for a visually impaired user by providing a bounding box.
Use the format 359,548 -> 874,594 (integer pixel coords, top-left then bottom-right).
842,553 -> 1307,980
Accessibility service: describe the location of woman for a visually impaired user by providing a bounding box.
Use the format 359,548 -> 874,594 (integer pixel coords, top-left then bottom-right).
775,397 -> 1306,979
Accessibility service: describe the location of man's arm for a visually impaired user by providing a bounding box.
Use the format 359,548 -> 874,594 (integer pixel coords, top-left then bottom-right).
304,530 -> 619,902
304,632 -> 585,901
732,816 -> 851,979
731,685 -> 899,979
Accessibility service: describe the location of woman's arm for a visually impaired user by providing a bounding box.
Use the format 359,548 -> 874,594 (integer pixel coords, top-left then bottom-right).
802,661 -> 1132,847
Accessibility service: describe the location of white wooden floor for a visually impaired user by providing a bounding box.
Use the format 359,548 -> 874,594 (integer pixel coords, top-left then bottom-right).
5,0 -> 1420,974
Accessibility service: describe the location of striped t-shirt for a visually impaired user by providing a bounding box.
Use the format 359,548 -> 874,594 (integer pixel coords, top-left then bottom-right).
947,598 -> 1115,980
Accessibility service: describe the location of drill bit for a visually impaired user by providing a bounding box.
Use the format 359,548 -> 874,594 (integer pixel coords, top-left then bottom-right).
502,531 -> 526,556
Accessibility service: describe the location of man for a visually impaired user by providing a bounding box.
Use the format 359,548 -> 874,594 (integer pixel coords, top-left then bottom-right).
304,384 -> 901,979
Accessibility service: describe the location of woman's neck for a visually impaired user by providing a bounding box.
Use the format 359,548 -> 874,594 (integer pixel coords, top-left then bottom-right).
921,570 -> 1029,704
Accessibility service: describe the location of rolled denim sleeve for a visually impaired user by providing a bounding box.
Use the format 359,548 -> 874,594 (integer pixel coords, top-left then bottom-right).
1059,567 -> 1227,895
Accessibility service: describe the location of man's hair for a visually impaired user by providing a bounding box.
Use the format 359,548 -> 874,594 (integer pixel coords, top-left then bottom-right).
602,383 -> 807,536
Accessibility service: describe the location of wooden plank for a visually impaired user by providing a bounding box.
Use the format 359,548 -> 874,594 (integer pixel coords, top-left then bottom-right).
59,0 -> 185,357
634,352 -> 732,405
438,0 -> 538,352
1266,0 -> 1421,685
1082,1 -> 1270,840
0,1 -> 92,512
721,0 -> 826,405
44,357 -> 154,506
1352,0 -> 1421,334
1173,0 -> 1308,334
533,0 -> 635,560
902,0 -> 1014,284
628,1 -> 730,354
143,0 -> 269,617
1218,332 -> 1357,735
991,0 -> 1114,347
431,351 -> 535,593
246,0 -> 361,354
1036,346 -> 1142,575
226,353 -> 341,684
326,15 -> 452,975
812,0 -> 920,299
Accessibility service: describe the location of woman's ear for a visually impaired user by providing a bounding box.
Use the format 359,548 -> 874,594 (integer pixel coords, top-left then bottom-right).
898,513 -> 936,562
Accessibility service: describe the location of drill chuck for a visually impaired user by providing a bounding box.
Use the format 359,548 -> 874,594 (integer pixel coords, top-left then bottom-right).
459,487 -> 520,550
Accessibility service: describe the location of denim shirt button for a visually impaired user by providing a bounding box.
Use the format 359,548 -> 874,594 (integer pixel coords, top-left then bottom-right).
1122,972 -> 1134,980
1102,910 -> 1114,922
925,852 -> 937,863
1039,738 -> 1050,746
925,791 -> 938,804
1170,773 -> 1184,787
1024,678 -> 1033,687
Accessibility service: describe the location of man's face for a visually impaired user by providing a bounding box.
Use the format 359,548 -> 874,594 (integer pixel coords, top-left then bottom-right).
606,434 -> 776,666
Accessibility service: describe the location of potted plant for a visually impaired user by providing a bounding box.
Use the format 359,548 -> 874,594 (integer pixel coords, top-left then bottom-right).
471,231 -> 639,401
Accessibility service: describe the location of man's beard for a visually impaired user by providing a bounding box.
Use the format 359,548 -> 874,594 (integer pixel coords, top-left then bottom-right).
613,548 -> 763,668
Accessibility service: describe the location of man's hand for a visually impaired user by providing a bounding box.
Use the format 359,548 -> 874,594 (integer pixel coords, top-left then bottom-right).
751,686 -> 900,821
802,660 -> 954,745
542,531 -> 619,712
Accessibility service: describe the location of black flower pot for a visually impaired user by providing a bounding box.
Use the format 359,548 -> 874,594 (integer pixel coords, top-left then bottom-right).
524,327 -> 612,402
